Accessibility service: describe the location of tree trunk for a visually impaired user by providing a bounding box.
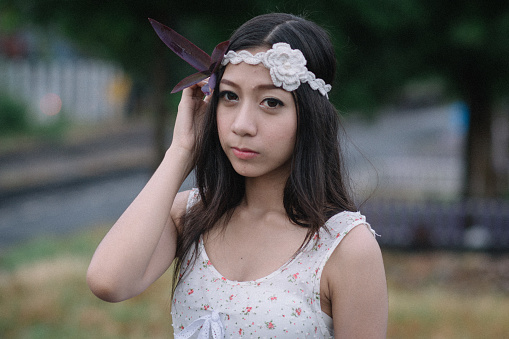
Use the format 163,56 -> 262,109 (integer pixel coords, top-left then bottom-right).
463,72 -> 497,198
151,41 -> 169,168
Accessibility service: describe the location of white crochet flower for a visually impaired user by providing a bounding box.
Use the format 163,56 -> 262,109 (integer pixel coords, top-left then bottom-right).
221,42 -> 331,98
262,43 -> 308,91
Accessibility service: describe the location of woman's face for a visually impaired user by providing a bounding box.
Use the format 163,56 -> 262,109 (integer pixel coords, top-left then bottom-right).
216,49 -> 298,181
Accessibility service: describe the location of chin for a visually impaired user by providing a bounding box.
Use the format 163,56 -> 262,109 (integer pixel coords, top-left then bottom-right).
231,165 -> 259,178
232,163 -> 291,181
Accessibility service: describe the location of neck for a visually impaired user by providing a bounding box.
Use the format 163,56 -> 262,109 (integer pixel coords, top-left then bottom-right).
242,172 -> 288,214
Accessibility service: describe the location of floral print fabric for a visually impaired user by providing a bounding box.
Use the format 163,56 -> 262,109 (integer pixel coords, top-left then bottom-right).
171,189 -> 375,338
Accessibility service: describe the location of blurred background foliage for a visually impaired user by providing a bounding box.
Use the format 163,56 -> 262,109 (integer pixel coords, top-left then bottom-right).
1,0 -> 508,197
0,92 -> 28,134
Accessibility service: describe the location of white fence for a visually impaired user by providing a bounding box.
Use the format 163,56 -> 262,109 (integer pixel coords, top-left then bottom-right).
349,155 -> 464,201
0,58 -> 129,124
344,105 -> 467,200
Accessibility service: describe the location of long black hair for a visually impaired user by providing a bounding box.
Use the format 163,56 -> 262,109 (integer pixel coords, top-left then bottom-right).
173,13 -> 356,290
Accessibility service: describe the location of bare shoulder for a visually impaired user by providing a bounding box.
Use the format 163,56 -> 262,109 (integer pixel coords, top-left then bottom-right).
324,224 -> 388,338
170,190 -> 192,230
324,224 -> 385,285
333,224 -> 382,263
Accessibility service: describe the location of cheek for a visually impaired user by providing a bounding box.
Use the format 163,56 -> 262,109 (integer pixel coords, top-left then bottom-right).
216,112 -> 228,143
269,121 -> 297,153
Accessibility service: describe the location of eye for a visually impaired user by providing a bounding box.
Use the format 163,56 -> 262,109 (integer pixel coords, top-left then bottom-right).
219,91 -> 239,102
261,98 -> 284,109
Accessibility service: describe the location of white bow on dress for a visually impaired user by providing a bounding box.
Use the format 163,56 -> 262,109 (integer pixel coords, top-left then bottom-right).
175,310 -> 225,339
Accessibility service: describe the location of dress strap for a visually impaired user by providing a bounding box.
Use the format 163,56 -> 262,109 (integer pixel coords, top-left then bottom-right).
175,310 -> 225,339
186,188 -> 200,212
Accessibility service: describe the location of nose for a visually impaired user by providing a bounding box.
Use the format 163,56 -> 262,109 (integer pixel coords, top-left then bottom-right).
231,102 -> 257,137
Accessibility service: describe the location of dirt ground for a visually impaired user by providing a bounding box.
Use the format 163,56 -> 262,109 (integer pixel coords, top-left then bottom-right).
383,249 -> 509,295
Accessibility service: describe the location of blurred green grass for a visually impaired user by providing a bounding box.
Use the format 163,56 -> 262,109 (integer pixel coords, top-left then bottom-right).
0,226 -> 174,339
1,225 -> 508,338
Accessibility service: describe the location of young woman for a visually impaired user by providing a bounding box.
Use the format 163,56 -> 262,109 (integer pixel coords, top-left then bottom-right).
87,13 -> 388,338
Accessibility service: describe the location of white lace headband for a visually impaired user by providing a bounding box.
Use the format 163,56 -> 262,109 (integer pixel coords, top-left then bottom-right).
221,43 -> 332,98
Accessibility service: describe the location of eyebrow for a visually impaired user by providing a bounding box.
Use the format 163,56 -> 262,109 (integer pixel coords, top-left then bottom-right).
220,78 -> 280,91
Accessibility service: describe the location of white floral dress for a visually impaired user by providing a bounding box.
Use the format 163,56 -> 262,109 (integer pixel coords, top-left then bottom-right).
171,189 -> 376,338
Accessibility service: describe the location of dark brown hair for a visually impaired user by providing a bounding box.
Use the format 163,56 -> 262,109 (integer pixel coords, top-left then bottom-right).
173,13 -> 356,291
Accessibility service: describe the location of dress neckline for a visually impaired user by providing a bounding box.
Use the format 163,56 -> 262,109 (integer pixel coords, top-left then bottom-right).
198,235 -> 307,285
196,210 -> 352,285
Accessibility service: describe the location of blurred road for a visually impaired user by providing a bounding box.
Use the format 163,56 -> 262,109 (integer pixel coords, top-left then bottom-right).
0,120 -> 193,252
0,171 -> 147,249
0,170 -> 194,251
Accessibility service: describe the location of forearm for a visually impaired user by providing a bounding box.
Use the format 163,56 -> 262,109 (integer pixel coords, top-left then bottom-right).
87,146 -> 191,302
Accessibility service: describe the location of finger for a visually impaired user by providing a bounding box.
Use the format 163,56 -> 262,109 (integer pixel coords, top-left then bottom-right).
197,78 -> 210,87
203,93 -> 212,105
182,84 -> 203,101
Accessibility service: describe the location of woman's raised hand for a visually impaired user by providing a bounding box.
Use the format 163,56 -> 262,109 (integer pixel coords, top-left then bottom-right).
170,80 -> 211,156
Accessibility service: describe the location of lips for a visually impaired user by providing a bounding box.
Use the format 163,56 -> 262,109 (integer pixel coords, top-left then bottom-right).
231,147 -> 259,160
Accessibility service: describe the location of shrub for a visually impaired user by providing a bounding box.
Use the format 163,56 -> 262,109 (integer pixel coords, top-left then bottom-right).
0,92 -> 29,134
